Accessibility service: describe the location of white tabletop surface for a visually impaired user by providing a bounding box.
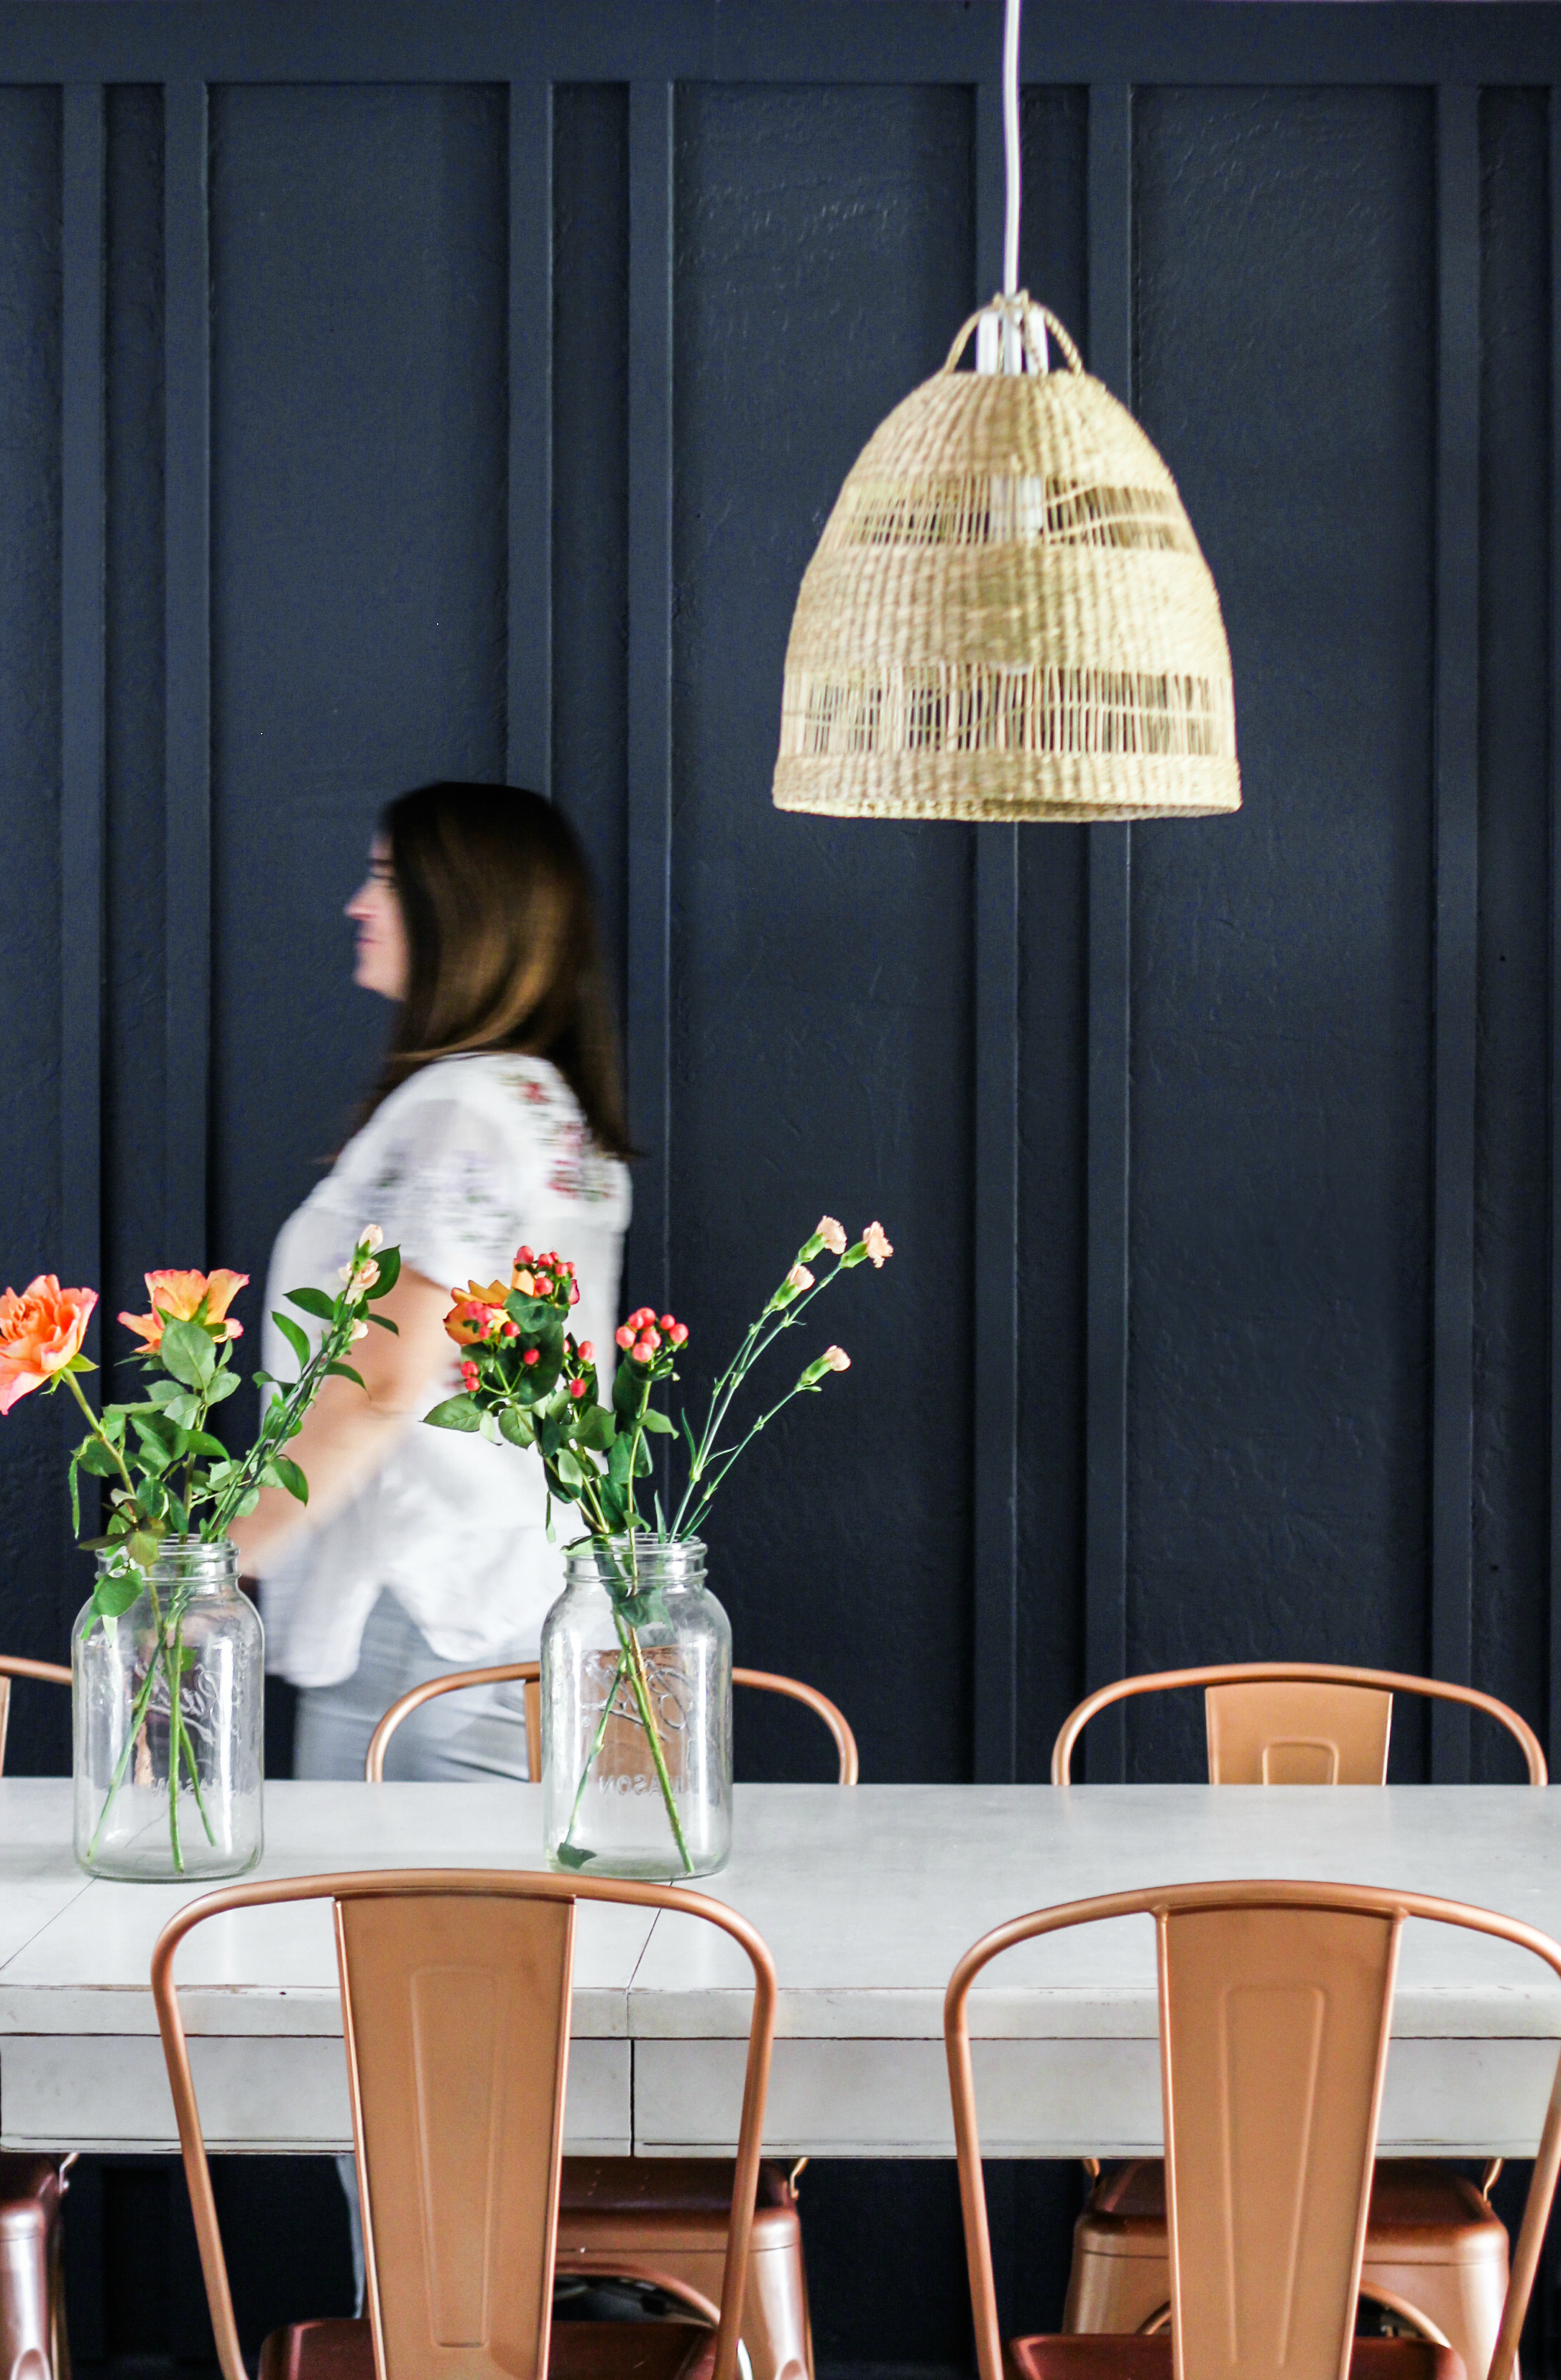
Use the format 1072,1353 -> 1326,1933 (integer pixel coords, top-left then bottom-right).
2,1779 -> 1560,2156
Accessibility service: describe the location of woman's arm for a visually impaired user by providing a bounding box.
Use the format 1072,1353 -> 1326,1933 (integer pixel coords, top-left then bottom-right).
228,1265 -> 453,1573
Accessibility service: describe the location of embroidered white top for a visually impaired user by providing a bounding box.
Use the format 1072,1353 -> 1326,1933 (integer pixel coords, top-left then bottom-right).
256,1053 -> 631,1689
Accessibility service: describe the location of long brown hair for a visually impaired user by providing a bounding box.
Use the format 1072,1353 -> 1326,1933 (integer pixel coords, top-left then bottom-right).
360,781 -> 632,1158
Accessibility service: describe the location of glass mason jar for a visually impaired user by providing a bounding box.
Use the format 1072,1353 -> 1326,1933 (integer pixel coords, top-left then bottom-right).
72,1539 -> 264,1881
541,1536 -> 731,1878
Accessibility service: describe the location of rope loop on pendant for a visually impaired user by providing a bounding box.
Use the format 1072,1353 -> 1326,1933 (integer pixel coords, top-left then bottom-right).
941,293 -> 1084,379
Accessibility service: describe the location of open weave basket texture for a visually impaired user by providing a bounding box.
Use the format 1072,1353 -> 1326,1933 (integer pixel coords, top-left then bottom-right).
773,303 -> 1240,821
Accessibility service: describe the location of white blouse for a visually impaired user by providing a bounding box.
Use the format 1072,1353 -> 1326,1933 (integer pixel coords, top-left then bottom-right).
256,1053 -> 631,1688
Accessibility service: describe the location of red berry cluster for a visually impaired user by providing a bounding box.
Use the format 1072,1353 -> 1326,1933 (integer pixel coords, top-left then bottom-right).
614,1306 -> 689,1365
512,1246 -> 581,1307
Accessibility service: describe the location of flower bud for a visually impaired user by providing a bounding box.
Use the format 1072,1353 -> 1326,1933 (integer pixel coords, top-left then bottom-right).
615,1324 -> 635,1350
460,1359 -> 479,1390
579,1342 -> 595,1364
669,1322 -> 689,1346
788,1263 -> 814,1293
824,1344 -> 850,1371
359,1224 -> 385,1253
817,1216 -> 847,1255
515,1245 -> 534,1267
502,1319 -> 519,1338
569,1283 -> 580,1304
522,1348 -> 540,1367
569,1378 -> 589,1401
632,1339 -> 655,1364
660,1314 -> 676,1332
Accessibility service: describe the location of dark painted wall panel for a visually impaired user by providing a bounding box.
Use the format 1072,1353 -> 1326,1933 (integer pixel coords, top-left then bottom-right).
1016,87 -> 1089,1786
1128,87 -> 1437,1782
0,86 -> 68,1770
553,83 -> 630,1012
207,83 -> 509,1369
1473,88 -> 1551,1779
103,86 -> 165,1409
669,84 -> 977,1790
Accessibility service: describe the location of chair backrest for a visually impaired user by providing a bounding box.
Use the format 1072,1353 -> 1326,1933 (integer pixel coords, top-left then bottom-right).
1051,1661 -> 1547,1786
944,1878 -> 1561,2380
152,1868 -> 777,2380
365,1661 -> 860,1786
0,1656 -> 71,1775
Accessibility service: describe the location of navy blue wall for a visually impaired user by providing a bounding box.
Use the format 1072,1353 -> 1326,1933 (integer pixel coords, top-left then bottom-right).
0,3 -> 1560,2371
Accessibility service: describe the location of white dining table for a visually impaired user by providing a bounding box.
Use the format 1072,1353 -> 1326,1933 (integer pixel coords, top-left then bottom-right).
1,1778 -> 1559,2160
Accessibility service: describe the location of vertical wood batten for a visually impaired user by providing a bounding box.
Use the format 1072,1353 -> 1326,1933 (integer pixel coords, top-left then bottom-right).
972,78 -> 1020,1786
509,79 -> 553,794
60,85 -> 105,1324
1082,82 -> 1132,1782
625,80 -> 674,1319
163,81 -> 211,1263
1432,85 -> 1480,1780
1542,88 -> 1551,1771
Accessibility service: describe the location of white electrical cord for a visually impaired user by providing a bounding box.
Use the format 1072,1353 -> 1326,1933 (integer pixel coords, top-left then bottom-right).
1002,0 -> 1021,297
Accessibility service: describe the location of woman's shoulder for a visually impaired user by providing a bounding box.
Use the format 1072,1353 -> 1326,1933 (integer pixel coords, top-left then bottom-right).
349,1057 -> 627,1203
354,1054 -> 566,1138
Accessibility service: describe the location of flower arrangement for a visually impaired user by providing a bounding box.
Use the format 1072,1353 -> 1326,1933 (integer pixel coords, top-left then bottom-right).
426,1217 -> 892,1868
0,1228 -> 398,1867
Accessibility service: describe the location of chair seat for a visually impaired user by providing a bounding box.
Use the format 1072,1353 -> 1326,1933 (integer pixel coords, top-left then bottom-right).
1077,2159 -> 1500,2259
259,2316 -> 717,2380
560,2159 -> 801,2252
1008,2333 -> 1465,2380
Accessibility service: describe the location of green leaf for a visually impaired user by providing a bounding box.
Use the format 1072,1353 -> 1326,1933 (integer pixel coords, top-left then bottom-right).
367,1246 -> 400,1297
556,1448 -> 584,1488
184,1431 -> 230,1460
93,1569 -> 144,1621
553,1839 -> 595,1871
574,1406 -> 617,1451
367,1312 -> 399,1333
158,1316 -> 214,1390
205,1367 -> 241,1405
424,1394 -> 482,1433
77,1437 -> 121,1479
285,1286 -> 338,1322
147,1378 -> 184,1408
640,1408 -> 676,1435
608,1434 -> 635,1487
272,1311 -> 311,1370
632,1438 -> 653,1478
270,1454 -> 308,1504
498,1406 -> 535,1449
326,1362 -> 367,1389
160,1393 -> 203,1429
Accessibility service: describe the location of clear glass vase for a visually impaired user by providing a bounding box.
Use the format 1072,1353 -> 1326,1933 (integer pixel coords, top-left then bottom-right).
541,1536 -> 731,1878
72,1539 -> 264,1881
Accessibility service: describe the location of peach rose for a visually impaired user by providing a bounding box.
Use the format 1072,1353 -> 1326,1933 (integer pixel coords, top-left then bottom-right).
119,1268 -> 248,1354
0,1276 -> 97,1413
443,1281 -> 511,1347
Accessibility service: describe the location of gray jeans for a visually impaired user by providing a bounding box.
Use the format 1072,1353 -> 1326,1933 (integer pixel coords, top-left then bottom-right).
293,1587 -> 530,1784
293,1589 -> 531,2308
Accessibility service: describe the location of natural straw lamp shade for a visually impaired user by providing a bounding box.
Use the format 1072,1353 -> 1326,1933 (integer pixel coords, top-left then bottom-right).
773,301 -> 1240,822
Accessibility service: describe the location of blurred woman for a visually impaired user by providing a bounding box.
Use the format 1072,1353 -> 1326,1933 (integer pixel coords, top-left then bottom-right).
230,780 -> 632,1782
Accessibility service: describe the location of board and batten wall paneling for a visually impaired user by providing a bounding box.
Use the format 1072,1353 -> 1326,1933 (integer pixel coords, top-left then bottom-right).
1474,89 -> 1550,1781
1127,87 -> 1437,1785
0,86 -> 70,1773
206,82 -> 509,1412
669,83 -> 977,1793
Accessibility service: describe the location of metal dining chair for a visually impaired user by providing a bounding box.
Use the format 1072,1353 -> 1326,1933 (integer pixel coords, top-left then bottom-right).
364,1659 -> 858,2380
1049,1664 -> 1547,2376
946,1876 -> 1561,2380
0,1657 -> 75,2380
152,1866 -> 777,2380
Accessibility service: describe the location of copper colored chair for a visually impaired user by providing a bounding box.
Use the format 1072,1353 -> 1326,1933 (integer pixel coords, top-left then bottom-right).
364,1661 -> 857,2380
151,1866 -> 777,2380
0,1659 -> 74,2380
946,1878 -> 1561,2380
1050,1665 -> 1547,2378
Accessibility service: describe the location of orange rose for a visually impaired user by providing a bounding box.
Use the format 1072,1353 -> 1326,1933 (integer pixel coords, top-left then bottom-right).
119,1267 -> 249,1354
443,1280 -> 512,1347
0,1276 -> 97,1414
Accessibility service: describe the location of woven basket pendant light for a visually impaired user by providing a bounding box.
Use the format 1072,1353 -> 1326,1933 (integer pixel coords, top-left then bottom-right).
772,6 -> 1239,821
